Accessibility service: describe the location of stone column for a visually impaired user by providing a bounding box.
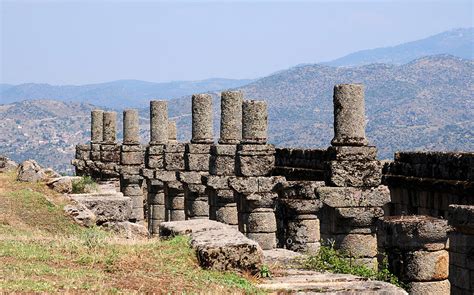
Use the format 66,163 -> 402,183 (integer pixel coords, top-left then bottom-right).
242,100 -> 268,144
168,121 -> 177,143
379,216 -> 450,294
123,109 -> 140,144
120,109 -> 145,222
90,110 -> 103,163
331,84 -> 368,147
448,205 -> 474,295
278,181 -> 324,252
219,91 -> 243,144
99,111 -> 120,179
191,94 -> 213,144
229,176 -> 286,250
150,100 -> 168,145
91,110 -> 104,143
103,111 -> 117,144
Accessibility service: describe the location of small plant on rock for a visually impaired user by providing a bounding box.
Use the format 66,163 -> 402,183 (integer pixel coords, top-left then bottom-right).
72,176 -> 97,194
259,264 -> 272,278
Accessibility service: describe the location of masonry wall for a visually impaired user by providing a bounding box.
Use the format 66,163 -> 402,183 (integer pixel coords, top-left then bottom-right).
383,151 -> 474,218
273,148 -> 327,180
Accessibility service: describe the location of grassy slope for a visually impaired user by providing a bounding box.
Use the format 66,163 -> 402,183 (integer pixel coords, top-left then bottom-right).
0,171 -> 259,293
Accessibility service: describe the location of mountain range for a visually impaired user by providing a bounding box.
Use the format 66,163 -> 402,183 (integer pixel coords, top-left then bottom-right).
0,28 -> 472,173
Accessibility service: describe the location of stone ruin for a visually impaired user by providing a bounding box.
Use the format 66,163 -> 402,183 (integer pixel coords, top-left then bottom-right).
72,84 -> 474,295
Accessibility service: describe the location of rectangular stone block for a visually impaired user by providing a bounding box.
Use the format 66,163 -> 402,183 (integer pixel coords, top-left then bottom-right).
147,155 -> 164,169
120,165 -> 141,175
205,175 -> 230,190
186,153 -> 210,171
237,155 -> 274,177
101,150 -> 120,162
164,153 -> 185,171
317,186 -> 391,208
237,144 -> 275,154
325,160 -> 382,187
209,189 -> 235,205
327,146 -> 377,161
329,207 -> 384,233
121,151 -> 144,165
210,155 -> 236,176
148,191 -> 165,205
90,151 -> 101,161
211,144 -> 237,156
186,143 -> 211,154
148,144 -> 165,155
228,177 -> 258,194
121,144 -> 143,152
155,170 -> 177,182
165,143 -> 185,153
149,204 -> 166,220
178,171 -> 206,184
141,168 -> 154,179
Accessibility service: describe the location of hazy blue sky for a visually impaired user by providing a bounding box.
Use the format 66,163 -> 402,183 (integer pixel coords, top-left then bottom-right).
1,0 -> 472,85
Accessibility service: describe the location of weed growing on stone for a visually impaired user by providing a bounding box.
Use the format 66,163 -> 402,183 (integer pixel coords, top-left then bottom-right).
303,241 -> 403,288
72,176 -> 97,193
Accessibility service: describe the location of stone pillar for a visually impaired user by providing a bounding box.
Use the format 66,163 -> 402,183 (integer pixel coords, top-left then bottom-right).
150,100 -> 168,145
242,100 -> 267,144
448,205 -> 474,295
219,90 -> 243,144
90,110 -> 103,162
206,91 -> 243,227
278,181 -> 324,252
163,140 -> 185,221
229,176 -> 286,250
123,109 -> 140,144
99,111 -> 120,179
379,216 -> 450,294
103,111 -> 117,144
72,144 -> 91,176
331,84 -> 368,147
120,109 -> 145,222
191,94 -> 213,144
168,121 -> 177,143
145,101 -> 168,235
91,110 -> 104,143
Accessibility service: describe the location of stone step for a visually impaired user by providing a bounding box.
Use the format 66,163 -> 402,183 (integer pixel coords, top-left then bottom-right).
257,269 -> 407,294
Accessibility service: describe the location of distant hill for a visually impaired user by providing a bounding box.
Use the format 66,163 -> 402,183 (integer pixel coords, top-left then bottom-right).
168,55 -> 473,160
0,78 -> 255,108
326,28 -> 473,66
1,55 -> 472,172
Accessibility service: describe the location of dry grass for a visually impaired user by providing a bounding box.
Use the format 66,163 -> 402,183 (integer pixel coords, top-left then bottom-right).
0,172 -> 261,293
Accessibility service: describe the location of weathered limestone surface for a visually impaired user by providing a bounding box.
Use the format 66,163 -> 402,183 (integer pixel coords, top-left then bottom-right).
448,205 -> 474,295
236,144 -> 275,177
150,100 -> 168,144
159,219 -> 263,272
168,121 -> 177,143
331,84 -> 368,146
242,100 -> 268,144
102,111 -> 117,143
69,193 -> 132,223
17,160 -> 60,182
123,109 -> 140,144
191,94 -> 213,144
219,90 -> 243,144
0,155 -> 18,173
91,110 -> 104,143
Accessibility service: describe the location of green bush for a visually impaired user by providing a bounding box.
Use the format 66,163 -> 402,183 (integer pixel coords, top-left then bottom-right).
303,240 -> 404,288
72,176 -> 97,194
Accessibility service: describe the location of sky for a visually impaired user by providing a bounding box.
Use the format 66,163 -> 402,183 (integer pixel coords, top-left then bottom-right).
0,0 -> 472,85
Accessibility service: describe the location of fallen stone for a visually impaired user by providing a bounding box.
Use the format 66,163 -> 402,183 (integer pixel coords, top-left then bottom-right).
47,176 -> 81,194
102,221 -> 149,239
70,193 -> 132,223
160,219 -> 263,272
17,160 -> 60,182
64,202 -> 97,227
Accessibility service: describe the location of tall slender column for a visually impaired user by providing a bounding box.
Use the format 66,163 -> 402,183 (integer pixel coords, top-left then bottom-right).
242,100 -> 268,144
331,84 -> 368,146
91,110 -> 104,143
150,100 -> 168,145
168,121 -> 177,143
103,111 -> 117,144
219,91 -> 243,144
191,94 -> 213,144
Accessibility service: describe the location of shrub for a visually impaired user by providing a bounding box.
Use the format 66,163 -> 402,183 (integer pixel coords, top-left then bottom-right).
72,176 -> 97,194
303,240 -> 404,288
